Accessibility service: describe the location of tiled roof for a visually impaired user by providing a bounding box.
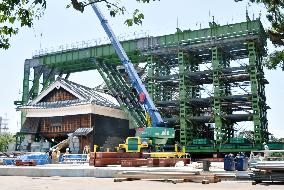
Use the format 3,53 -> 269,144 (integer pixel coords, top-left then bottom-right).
73,128 -> 93,136
19,77 -> 119,110
59,78 -> 118,108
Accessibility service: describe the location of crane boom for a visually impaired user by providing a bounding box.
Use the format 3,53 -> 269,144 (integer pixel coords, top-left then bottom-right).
90,3 -> 163,127
90,2 -> 174,139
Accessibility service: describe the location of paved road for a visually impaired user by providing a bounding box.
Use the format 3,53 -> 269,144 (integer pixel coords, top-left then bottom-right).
0,176 -> 283,190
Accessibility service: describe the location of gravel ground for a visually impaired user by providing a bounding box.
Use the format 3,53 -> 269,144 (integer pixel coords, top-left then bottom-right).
0,176 -> 283,190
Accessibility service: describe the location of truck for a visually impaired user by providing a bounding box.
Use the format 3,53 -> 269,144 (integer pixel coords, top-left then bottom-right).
90,2 -> 180,154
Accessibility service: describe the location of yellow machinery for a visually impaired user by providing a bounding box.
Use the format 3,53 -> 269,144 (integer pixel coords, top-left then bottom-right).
93,145 -> 98,152
147,145 -> 187,158
118,137 -> 187,158
118,137 -> 149,152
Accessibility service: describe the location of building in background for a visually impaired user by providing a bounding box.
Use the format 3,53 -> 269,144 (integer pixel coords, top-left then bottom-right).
17,78 -> 134,152
0,114 -> 9,135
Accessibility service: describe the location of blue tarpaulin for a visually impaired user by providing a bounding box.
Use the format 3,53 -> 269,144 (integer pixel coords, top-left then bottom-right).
17,153 -> 50,165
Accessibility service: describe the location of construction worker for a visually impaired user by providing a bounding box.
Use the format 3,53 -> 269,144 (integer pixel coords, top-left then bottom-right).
263,142 -> 270,160
48,148 -> 52,159
65,148 -> 70,154
52,148 -> 60,164
83,145 -> 90,154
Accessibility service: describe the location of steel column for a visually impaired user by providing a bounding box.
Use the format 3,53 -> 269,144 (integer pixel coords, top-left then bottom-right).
21,61 -> 30,126
178,51 -> 189,145
147,55 -> 155,99
31,67 -> 41,100
212,47 -> 223,144
248,41 -> 268,143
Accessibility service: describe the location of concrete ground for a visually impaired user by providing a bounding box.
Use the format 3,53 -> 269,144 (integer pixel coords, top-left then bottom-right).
0,176 -> 283,190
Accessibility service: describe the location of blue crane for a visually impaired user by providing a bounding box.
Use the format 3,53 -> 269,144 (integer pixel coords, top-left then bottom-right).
90,2 -> 174,140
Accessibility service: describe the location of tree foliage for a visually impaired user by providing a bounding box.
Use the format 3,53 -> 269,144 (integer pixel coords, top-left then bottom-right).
235,0 -> 284,70
2,0 -> 284,71
0,133 -> 15,152
0,0 -> 158,49
0,0 -> 46,49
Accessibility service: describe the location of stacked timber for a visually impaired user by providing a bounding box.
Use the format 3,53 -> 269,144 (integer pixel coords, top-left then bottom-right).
95,158 -> 140,167
15,160 -> 36,166
91,152 -> 191,167
114,171 -> 220,184
121,159 -> 148,167
95,152 -> 141,158
147,158 -> 160,167
120,158 -> 191,167
250,161 -> 284,184
94,152 -> 141,167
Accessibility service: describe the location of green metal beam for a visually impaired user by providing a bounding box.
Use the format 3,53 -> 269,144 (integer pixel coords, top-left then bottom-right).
106,64 -> 146,124
33,20 -> 265,70
146,55 -> 155,99
30,67 -> 42,100
212,47 -> 223,144
97,62 -> 145,129
187,55 -> 200,143
248,41 -> 268,144
162,64 -> 172,101
178,51 -> 189,145
220,53 -> 234,142
21,62 -> 30,126
95,63 -> 141,129
154,61 -> 162,102
42,68 -> 55,91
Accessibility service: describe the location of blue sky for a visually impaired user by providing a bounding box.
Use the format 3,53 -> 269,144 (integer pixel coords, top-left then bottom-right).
0,0 -> 283,138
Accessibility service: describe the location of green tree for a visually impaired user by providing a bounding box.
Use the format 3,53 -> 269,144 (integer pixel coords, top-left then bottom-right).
235,0 -> 284,70
0,0 -> 157,49
2,0 -> 284,70
0,133 -> 15,152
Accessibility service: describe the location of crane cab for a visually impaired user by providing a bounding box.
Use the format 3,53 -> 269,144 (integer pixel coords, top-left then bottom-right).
118,137 -> 150,152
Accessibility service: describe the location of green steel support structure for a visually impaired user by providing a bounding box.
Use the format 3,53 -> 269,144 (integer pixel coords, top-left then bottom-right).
94,63 -> 141,129
20,61 -> 30,126
212,47 -> 223,144
17,19 -> 273,153
178,51 -> 190,145
162,64 -> 172,102
212,48 -> 235,144
31,67 -> 41,99
248,41 -> 268,144
147,56 -> 155,99
154,61 -> 162,102
221,56 -> 234,143
187,54 -> 200,144
97,62 -> 146,129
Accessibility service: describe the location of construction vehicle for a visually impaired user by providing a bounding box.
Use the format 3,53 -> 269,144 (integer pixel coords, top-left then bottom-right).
90,2 -> 177,153
117,136 -> 187,157
118,137 -> 149,153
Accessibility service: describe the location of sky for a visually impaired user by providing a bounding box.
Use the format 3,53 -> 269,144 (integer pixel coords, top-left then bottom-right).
0,0 -> 283,138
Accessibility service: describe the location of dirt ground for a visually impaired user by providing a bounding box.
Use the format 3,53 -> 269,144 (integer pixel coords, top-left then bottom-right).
0,176 -> 283,190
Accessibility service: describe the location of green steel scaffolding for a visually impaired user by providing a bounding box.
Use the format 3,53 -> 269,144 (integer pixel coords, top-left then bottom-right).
17,19 -> 270,152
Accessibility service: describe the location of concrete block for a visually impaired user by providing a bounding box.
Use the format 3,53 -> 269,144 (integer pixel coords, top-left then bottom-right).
94,168 -> 119,178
